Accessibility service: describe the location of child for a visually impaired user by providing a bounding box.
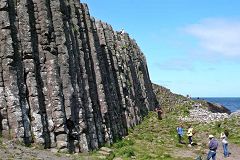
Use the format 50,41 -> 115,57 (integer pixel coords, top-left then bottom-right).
187,125 -> 193,145
177,124 -> 184,143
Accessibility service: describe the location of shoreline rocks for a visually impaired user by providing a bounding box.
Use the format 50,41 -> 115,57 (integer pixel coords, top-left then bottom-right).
179,107 -> 229,123
230,110 -> 240,117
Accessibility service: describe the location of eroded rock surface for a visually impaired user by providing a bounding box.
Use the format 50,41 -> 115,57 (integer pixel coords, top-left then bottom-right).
0,0 -> 156,152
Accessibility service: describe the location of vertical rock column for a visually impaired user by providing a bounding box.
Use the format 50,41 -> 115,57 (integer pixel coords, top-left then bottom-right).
68,0 -> 91,152
48,0 -> 68,150
97,22 -> 128,136
115,32 -> 140,128
81,15 -> 107,147
33,0 -> 68,148
25,0 -> 47,145
0,0 -> 9,136
94,21 -> 116,144
76,3 -> 99,151
18,0 -> 47,145
126,37 -> 149,117
0,0 -> 26,141
117,34 -> 140,127
32,0 -> 53,148
60,0 -> 87,152
94,21 -> 126,141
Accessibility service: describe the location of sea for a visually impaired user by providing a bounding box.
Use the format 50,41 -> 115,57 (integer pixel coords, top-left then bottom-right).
195,97 -> 240,113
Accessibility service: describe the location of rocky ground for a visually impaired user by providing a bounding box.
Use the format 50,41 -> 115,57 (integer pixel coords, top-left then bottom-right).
0,139 -> 72,160
179,107 -> 229,123
0,138 -> 117,160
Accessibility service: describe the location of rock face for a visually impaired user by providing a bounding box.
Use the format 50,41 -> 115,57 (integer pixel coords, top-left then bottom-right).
0,0 -> 156,152
153,84 -> 231,114
152,83 -> 189,111
205,101 -> 231,114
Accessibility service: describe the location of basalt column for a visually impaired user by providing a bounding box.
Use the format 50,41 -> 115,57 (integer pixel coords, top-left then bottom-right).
0,0 -> 157,152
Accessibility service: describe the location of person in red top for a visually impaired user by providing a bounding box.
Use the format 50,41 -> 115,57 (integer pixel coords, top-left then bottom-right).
155,106 -> 163,120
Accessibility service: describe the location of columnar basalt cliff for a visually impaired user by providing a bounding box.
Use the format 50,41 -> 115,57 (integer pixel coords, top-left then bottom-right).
0,0 -> 156,152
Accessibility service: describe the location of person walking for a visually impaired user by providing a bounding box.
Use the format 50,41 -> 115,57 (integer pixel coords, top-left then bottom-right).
221,130 -> 230,157
155,107 -> 163,120
207,135 -> 218,160
187,125 -> 193,145
177,125 -> 184,143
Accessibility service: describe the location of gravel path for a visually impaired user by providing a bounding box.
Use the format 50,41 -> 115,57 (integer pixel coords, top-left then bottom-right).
171,138 -> 240,160
214,142 -> 240,160
0,140 -> 71,160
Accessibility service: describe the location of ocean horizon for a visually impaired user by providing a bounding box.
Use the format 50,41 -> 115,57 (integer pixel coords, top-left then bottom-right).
193,97 -> 240,112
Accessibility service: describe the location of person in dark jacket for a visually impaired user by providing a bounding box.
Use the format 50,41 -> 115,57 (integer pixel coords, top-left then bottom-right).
155,107 -> 163,120
207,135 -> 218,160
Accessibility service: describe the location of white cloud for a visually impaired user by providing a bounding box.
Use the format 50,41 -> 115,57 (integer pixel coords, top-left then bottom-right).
185,18 -> 240,57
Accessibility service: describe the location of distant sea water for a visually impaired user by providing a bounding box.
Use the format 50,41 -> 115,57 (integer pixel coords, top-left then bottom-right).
194,97 -> 240,112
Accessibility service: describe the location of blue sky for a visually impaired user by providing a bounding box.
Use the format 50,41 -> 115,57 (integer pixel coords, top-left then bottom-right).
81,0 -> 240,97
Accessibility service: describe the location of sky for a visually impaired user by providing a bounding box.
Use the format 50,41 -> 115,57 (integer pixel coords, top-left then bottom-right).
81,0 -> 240,97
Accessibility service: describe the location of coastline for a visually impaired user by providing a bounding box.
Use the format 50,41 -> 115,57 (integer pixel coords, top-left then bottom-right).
193,97 -> 240,113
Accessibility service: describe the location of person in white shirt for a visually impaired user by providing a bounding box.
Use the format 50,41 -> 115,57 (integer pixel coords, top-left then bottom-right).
220,130 -> 230,158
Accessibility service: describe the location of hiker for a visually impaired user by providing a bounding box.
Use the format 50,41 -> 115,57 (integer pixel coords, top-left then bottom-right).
177,124 -> 184,143
155,107 -> 163,120
221,130 -> 230,157
187,125 -> 194,145
207,135 -> 218,160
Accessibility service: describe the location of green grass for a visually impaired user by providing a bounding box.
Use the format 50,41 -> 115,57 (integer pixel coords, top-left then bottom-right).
108,111 -> 192,160
194,117 -> 240,144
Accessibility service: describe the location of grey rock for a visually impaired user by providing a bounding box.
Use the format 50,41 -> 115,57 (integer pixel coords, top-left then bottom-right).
100,147 -> 113,153
98,150 -> 111,156
0,0 -> 156,153
180,107 -> 230,123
